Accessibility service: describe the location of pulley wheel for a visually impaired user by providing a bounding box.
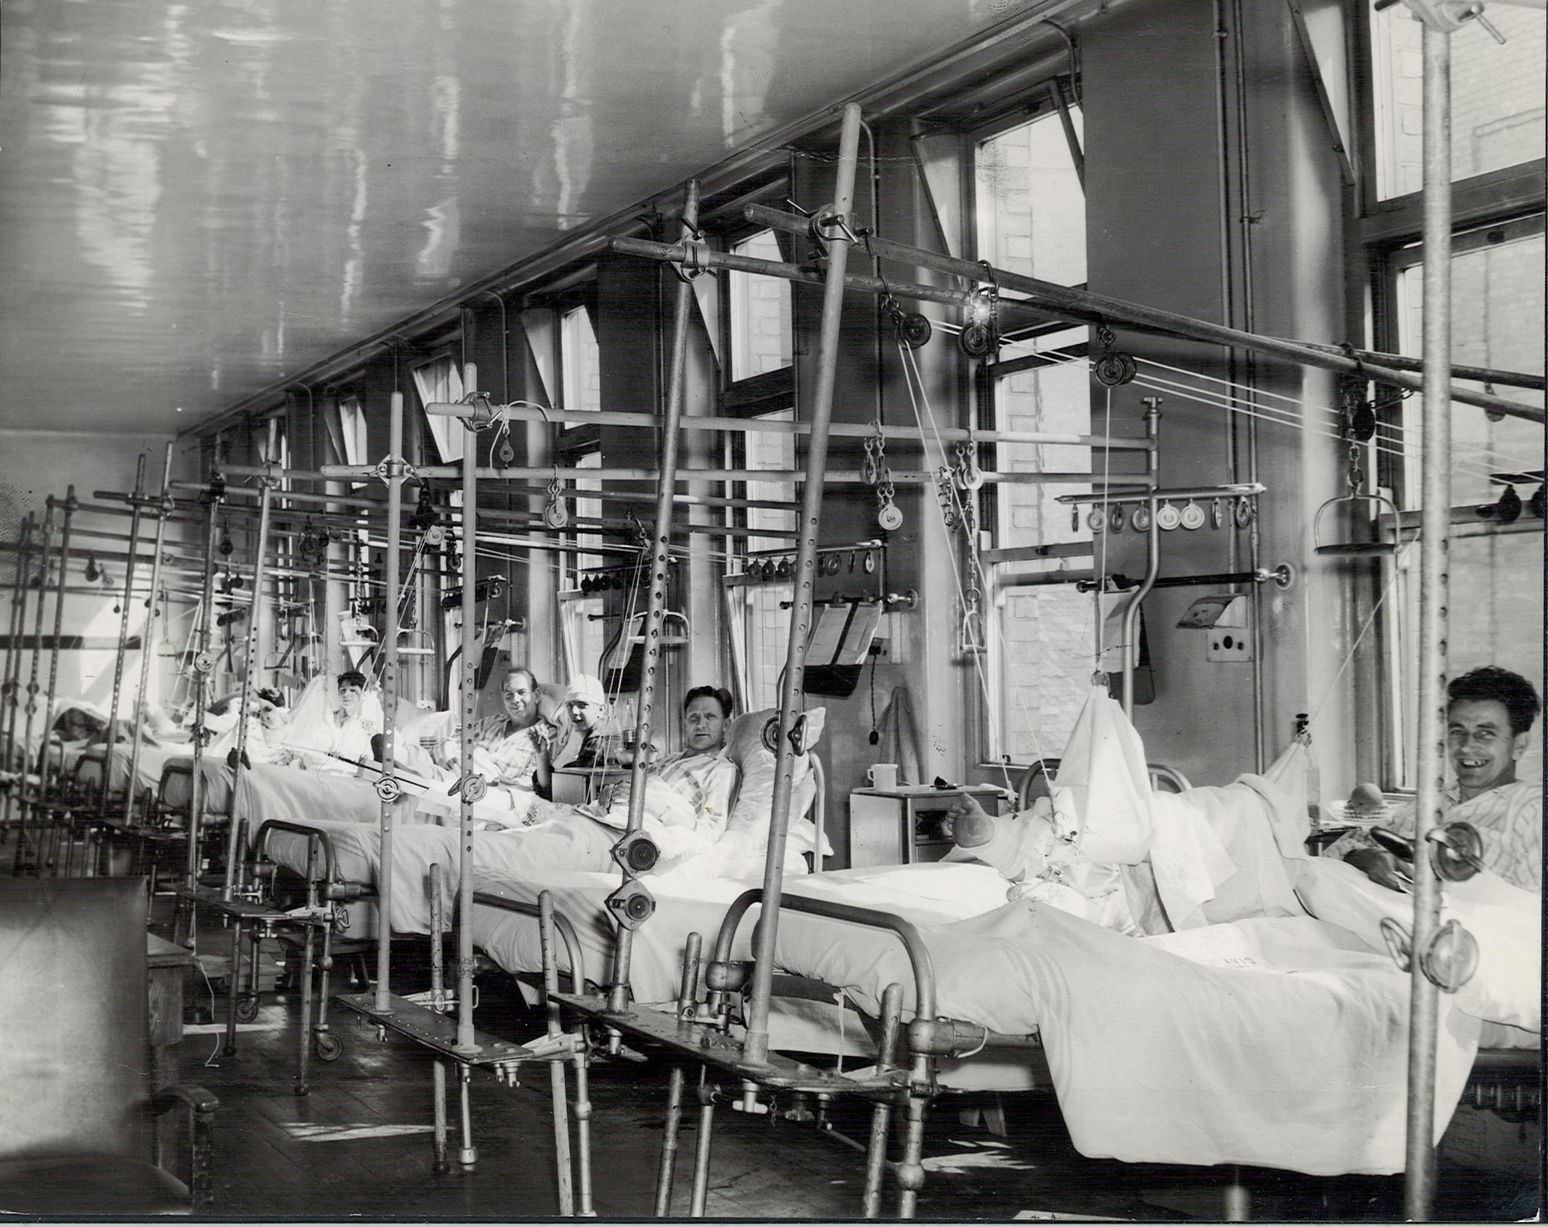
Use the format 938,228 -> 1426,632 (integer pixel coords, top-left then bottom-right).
897,312 -> 933,349
1431,820 -> 1484,882
958,323 -> 994,358
1420,918 -> 1479,993
1093,351 -> 1137,387
878,502 -> 904,531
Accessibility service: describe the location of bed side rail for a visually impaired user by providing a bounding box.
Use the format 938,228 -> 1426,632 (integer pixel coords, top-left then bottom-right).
472,889 -> 590,995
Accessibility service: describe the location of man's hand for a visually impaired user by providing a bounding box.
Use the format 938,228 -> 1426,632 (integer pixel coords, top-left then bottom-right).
1344,847 -> 1411,893
943,793 -> 996,849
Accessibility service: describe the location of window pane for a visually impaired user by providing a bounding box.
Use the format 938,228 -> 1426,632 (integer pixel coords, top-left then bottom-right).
977,108 -> 1091,763
738,409 -> 796,710
729,230 -> 792,380
1390,531 -> 1543,788
561,305 -> 602,413
413,357 -> 466,463
1370,6 -> 1546,200
1391,228 -> 1545,507
976,107 -> 1085,284
996,587 -> 1097,760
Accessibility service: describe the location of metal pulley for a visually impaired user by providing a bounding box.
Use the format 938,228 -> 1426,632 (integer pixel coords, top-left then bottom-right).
611,829 -> 660,876
458,773 -> 488,803
877,500 -> 904,532
1427,820 -> 1485,883
374,775 -> 403,802
605,879 -> 656,929
1092,351 -> 1137,386
1379,915 -> 1479,994
192,651 -> 214,675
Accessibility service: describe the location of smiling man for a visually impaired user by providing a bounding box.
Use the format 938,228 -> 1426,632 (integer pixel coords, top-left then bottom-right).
435,666 -> 554,793
1341,666 -> 1541,893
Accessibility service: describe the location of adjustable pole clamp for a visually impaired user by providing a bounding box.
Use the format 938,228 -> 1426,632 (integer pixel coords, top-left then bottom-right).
673,228 -> 712,282
374,455 -> 417,484
374,775 -> 403,802
458,774 -> 488,803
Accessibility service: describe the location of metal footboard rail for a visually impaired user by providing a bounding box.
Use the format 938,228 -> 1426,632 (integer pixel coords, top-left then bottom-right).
472,889 -> 590,997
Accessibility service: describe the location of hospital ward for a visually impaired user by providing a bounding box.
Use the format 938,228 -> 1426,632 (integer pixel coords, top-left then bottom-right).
0,0 -> 1543,1220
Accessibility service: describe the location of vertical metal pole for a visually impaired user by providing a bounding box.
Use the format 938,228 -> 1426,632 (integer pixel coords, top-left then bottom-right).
223,477 -> 275,902
862,983 -> 904,1218
182,490 -> 222,918
125,443 -> 175,824
744,103 -> 863,1063
455,363 -> 481,1055
541,894 -> 576,1216
1,514 -> 36,829
432,1058 -> 450,1174
1120,402 -> 1161,716
374,391 -> 406,1013
16,506 -> 52,860
38,490 -> 76,806
101,455 -> 148,817
1404,18 -> 1453,1220
655,931 -> 701,1215
688,1073 -> 716,1217
609,179 -> 702,1009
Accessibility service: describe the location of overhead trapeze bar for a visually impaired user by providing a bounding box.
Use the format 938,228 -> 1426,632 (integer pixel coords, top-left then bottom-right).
742,203 -> 1544,426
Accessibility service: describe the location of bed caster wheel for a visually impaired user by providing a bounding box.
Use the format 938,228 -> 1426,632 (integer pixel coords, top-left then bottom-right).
234,996 -> 260,1023
314,1033 -> 343,1062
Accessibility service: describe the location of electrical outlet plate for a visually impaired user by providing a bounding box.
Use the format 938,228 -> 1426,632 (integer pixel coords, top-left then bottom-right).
1207,622 -> 1254,662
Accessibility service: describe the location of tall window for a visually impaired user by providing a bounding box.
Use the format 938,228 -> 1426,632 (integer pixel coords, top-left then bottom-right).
728,230 -> 793,380
1367,8 -> 1545,788
413,357 -> 465,463
559,450 -> 607,678
975,101 -> 1092,763
560,305 -> 602,413
732,410 -> 798,712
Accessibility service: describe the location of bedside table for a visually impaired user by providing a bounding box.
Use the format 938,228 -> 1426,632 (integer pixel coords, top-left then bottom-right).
848,784 -> 1010,867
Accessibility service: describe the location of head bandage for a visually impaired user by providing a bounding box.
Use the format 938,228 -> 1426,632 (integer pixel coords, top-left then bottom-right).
565,674 -> 607,707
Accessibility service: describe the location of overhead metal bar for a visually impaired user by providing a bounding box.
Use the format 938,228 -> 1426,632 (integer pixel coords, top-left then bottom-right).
330,460 -> 1127,486
742,203 -> 1545,425
124,443 -> 176,826
424,401 -> 1148,453
610,178 -> 704,1011
99,455 -> 148,820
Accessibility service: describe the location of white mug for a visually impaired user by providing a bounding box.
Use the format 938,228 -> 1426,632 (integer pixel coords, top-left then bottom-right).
867,762 -> 899,790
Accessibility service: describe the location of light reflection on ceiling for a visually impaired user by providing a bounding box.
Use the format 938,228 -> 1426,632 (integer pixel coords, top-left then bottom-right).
0,0 -> 1043,434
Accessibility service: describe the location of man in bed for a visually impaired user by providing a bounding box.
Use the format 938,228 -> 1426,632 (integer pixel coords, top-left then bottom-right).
1332,666 -> 1541,894
435,665 -> 554,799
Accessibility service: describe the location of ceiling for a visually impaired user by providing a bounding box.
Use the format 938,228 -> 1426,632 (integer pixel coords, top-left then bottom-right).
0,0 -> 1067,436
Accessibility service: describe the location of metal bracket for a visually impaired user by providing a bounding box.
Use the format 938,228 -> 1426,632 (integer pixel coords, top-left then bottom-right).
374,455 -> 417,484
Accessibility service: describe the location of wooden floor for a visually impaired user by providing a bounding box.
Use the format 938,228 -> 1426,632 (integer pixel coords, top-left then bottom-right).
156,913 -> 1539,1221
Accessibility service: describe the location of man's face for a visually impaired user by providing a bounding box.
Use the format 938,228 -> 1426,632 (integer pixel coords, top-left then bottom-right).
682,695 -> 726,753
502,673 -> 535,724
258,702 -> 285,731
567,697 -> 603,731
337,682 -> 363,718
1447,698 -> 1526,798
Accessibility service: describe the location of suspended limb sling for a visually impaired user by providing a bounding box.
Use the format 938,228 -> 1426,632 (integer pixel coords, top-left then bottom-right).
743,102 -> 864,1064
373,391 -> 409,1013
101,454 -> 148,820
608,178 -> 702,1011
2,515 -> 36,839
222,470 -> 277,903
1404,15 -> 1456,1220
125,443 -> 176,825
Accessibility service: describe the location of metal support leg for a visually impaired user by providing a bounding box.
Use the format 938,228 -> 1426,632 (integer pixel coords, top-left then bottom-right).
573,1047 -> 594,1217
863,984 -> 904,1217
432,1059 -> 450,1175
222,922 -> 243,1057
296,923 -> 316,1095
655,1065 -> 687,1215
895,1082 -> 929,1219
457,1063 -> 477,1169
1223,1170 -> 1251,1222
688,1077 -> 715,1217
549,1059 -> 575,1215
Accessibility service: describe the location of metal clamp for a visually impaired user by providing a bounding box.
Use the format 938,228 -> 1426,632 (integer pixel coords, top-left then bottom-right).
458,774 -> 488,803
374,775 -> 403,802
373,455 -> 418,484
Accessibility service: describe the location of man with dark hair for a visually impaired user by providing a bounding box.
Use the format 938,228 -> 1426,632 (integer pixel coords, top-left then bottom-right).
432,666 -> 553,798
1339,666 -> 1541,893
